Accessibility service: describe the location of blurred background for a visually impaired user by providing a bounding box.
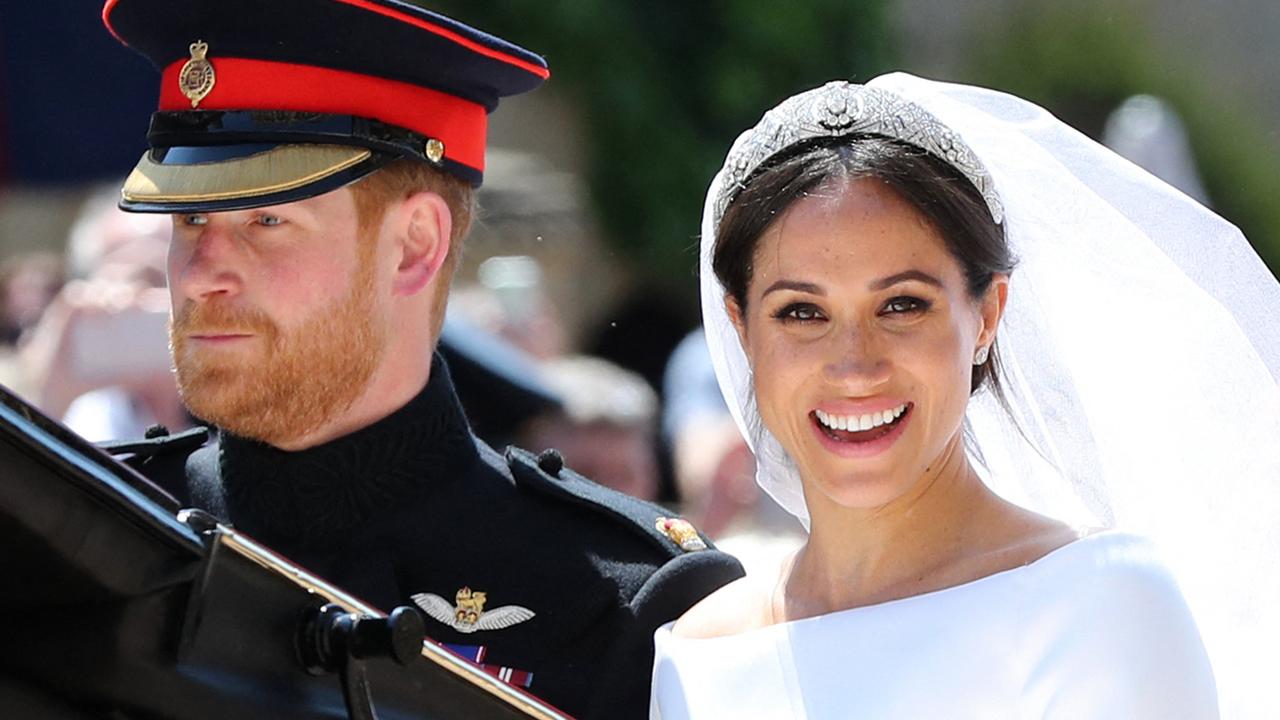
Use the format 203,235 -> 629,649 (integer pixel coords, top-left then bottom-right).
2,0 -> 1277,553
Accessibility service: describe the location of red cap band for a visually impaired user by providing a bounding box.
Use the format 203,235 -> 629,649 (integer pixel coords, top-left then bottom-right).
159,57 -> 488,172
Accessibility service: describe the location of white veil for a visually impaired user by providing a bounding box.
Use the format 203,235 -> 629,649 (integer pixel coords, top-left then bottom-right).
699,72 -> 1280,719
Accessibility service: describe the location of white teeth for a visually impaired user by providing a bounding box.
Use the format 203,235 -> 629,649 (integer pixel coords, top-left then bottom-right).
816,404 -> 908,433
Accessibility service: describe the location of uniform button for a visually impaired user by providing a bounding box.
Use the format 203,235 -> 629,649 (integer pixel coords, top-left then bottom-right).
536,448 -> 564,476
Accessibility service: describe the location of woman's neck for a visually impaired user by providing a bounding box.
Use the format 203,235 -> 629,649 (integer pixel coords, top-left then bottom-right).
777,437 -> 999,620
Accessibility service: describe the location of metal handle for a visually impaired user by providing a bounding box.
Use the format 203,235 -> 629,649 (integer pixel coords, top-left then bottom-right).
298,603 -> 426,720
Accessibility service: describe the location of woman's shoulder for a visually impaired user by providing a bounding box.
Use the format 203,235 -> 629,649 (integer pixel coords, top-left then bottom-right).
1021,530 -> 1175,593
1016,531 -> 1219,716
669,571 -> 776,640
1018,530 -> 1209,664
969,501 -> 1173,599
1013,530 -> 1193,617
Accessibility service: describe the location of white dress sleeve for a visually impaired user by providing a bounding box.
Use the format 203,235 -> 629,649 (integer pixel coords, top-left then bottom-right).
649,532 -> 1219,720
1019,533 -> 1219,719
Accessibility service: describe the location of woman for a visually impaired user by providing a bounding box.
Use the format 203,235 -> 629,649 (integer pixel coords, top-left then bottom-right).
651,74 -> 1280,718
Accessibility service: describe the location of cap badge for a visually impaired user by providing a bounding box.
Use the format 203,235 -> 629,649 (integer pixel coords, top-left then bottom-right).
656,517 -> 708,552
424,139 -> 446,164
179,40 -> 216,108
411,587 -> 535,634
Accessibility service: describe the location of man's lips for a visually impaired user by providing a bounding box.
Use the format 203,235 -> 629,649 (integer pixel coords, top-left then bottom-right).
187,332 -> 255,343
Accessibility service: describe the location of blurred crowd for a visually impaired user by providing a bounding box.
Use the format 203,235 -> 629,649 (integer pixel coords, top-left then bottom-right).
1,184 -> 185,441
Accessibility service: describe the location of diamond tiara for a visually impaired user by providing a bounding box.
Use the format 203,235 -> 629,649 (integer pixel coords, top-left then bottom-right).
712,81 -> 1004,227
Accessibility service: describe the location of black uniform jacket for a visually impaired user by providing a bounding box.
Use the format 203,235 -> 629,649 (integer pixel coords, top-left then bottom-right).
116,358 -> 744,719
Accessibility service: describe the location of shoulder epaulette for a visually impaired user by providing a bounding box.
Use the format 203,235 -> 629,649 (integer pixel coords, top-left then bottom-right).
505,446 -> 716,560
100,425 -> 210,461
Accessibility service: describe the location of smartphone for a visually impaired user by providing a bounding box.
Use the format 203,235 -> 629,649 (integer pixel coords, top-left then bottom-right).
69,307 -> 172,382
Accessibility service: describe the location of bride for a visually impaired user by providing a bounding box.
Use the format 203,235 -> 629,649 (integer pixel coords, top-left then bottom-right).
650,74 -> 1280,719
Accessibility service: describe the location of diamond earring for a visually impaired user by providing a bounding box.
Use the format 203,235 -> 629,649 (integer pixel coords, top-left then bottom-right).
973,346 -> 990,366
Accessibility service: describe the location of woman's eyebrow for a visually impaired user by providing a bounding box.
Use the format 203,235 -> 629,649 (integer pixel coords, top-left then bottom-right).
869,270 -> 943,291
761,279 -> 824,297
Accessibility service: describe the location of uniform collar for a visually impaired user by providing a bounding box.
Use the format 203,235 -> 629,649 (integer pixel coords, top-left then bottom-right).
218,354 -> 478,548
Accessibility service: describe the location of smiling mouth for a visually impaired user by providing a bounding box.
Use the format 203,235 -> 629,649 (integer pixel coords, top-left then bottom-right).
813,403 -> 911,443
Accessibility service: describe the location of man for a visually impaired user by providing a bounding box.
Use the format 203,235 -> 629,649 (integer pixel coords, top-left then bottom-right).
100,1 -> 743,717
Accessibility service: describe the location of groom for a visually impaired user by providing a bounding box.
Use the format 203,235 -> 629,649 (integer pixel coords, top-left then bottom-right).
100,0 -> 743,716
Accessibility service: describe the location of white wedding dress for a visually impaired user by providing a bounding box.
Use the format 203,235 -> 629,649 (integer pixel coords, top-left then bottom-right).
650,531 -> 1217,719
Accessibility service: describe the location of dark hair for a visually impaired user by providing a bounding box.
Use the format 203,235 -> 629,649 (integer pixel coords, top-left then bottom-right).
712,135 -> 1016,397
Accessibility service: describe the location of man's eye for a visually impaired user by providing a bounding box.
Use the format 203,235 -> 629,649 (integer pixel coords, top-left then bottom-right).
256,215 -> 284,227
882,296 -> 929,315
182,214 -> 209,226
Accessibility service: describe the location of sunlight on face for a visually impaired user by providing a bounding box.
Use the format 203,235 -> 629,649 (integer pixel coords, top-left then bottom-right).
167,189 -> 389,445
732,178 -> 994,516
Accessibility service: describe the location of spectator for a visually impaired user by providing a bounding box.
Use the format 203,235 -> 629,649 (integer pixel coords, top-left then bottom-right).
0,252 -> 64,347
519,355 -> 660,500
19,185 -> 186,440
662,328 -> 802,574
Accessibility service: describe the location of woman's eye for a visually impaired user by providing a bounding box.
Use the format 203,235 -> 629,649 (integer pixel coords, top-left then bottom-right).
256,214 -> 284,227
882,296 -> 929,315
774,303 -> 825,323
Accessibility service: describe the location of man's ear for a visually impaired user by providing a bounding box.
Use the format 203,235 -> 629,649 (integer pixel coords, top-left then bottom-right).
390,190 -> 452,297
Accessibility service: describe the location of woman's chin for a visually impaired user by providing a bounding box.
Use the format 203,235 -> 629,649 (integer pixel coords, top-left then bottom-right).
787,410 -> 924,511
806,472 -> 913,512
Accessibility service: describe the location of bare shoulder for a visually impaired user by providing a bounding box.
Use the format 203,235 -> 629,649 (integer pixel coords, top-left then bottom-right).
1013,502 -> 1089,548
981,501 -> 1087,568
946,499 -> 1088,584
670,573 -> 774,640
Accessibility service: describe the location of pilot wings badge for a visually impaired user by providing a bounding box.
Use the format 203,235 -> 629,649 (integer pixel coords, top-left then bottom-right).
411,587 -> 535,634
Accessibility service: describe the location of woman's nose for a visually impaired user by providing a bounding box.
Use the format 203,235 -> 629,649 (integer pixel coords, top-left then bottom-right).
822,324 -> 890,387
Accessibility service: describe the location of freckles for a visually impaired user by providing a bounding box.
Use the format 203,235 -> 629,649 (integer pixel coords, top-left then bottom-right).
751,332 -> 805,385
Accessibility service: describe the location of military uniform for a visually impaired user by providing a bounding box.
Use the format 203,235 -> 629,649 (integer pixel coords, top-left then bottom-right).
116,357 -> 741,717
101,0 -> 745,716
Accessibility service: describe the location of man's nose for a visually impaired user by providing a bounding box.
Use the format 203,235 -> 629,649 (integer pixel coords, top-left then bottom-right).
172,226 -> 243,303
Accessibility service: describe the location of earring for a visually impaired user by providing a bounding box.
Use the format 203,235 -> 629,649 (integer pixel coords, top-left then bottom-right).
973,345 -> 990,366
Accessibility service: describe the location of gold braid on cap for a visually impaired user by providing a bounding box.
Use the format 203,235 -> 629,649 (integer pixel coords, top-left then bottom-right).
713,81 -> 1004,227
